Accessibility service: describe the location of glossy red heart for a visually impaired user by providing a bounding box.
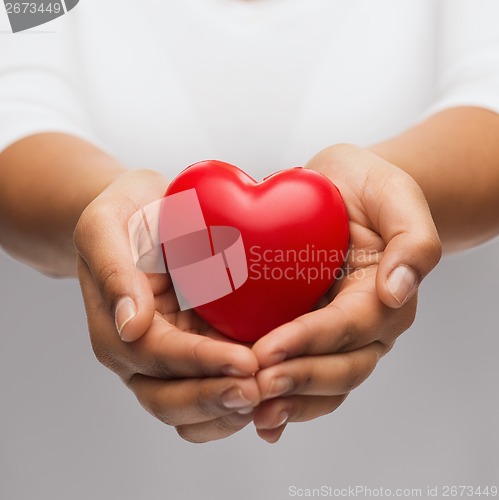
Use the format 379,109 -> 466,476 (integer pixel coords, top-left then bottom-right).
164,160 -> 349,342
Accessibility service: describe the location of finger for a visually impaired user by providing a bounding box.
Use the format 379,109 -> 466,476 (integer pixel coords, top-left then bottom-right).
79,260 -> 259,378
176,412 -> 254,443
358,154 -> 442,308
74,170 -> 168,342
133,313 -> 259,378
128,374 -> 260,427
253,266 -> 414,368
308,145 -> 442,308
256,424 -> 287,444
150,276 -> 249,344
254,395 -> 347,444
377,230 -> 441,309
254,394 -> 347,429
256,343 -> 384,399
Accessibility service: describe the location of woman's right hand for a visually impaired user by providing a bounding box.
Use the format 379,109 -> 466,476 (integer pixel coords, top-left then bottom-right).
74,170 -> 260,443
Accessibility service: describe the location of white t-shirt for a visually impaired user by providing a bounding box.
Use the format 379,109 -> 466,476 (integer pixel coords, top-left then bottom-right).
1,0 -> 499,180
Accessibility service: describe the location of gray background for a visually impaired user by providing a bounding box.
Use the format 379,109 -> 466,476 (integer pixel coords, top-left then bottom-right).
1,237 -> 498,500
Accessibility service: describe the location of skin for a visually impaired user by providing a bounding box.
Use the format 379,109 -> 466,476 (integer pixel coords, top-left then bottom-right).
0,107 -> 498,443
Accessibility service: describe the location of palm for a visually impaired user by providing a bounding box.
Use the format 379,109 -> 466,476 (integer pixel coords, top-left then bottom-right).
315,182 -> 387,318
149,273 -> 236,343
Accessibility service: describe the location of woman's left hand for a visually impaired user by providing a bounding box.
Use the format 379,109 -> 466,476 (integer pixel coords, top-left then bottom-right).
251,144 -> 442,443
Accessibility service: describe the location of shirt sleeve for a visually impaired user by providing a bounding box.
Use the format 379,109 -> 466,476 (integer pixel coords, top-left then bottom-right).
424,0 -> 499,116
0,17 -> 96,154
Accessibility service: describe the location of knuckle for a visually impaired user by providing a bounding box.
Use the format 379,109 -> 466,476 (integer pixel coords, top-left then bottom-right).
146,398 -> 176,427
90,340 -> 108,365
74,202 -> 106,251
96,262 -> 125,298
340,357 -> 368,393
73,213 -> 89,252
175,426 -> 197,443
328,394 -> 348,414
286,404 -> 300,423
387,301 -> 417,337
383,299 -> 417,343
408,235 -> 442,279
398,171 -> 419,191
74,194 -> 136,254
417,233 -> 442,267
318,395 -> 348,419
90,340 -> 118,371
196,396 -> 215,419
148,331 -> 186,380
287,398 -> 307,421
296,373 -> 313,394
292,317 -> 314,348
338,327 -> 355,352
329,303 -> 358,352
148,358 -> 176,380
427,235 -> 443,266
379,339 -> 396,355
195,385 -> 219,418
210,415 -> 241,433
328,143 -> 358,158
126,376 -> 177,427
76,255 -> 87,280
135,168 -> 165,181
401,302 -> 417,330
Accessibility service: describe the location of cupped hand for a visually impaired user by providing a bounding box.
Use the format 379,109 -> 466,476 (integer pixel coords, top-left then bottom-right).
252,144 -> 442,443
75,170 -> 260,442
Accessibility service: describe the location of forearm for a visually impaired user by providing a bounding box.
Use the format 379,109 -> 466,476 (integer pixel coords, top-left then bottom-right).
371,107 -> 499,252
0,133 -> 126,276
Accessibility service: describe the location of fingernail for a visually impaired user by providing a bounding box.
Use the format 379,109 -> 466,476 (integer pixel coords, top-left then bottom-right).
271,410 -> 289,429
265,376 -> 293,400
221,387 -> 253,409
386,266 -> 418,306
236,406 -> 254,415
115,297 -> 136,340
224,365 -> 250,378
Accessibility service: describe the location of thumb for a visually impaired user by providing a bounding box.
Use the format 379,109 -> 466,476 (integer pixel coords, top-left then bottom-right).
75,199 -> 156,342
307,144 -> 442,309
372,172 -> 442,309
377,232 -> 442,309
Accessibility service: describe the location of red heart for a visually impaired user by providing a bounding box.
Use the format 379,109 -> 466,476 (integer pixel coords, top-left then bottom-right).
164,160 -> 349,342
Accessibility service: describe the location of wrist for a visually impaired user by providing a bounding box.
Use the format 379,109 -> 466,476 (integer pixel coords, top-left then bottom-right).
0,133 -> 128,276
